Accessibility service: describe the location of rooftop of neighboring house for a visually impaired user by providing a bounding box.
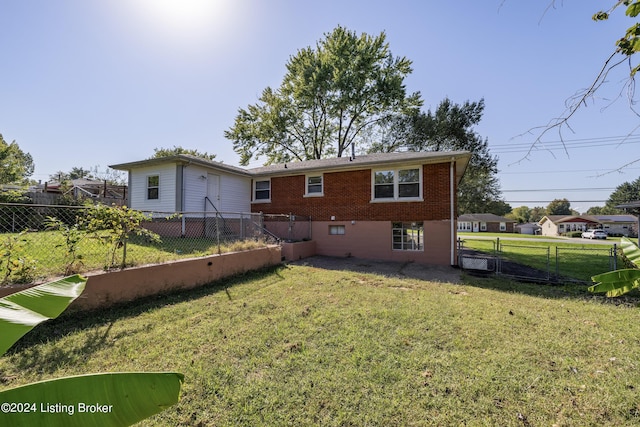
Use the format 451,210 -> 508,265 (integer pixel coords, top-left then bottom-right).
539,214 -> 637,225
458,213 -> 516,223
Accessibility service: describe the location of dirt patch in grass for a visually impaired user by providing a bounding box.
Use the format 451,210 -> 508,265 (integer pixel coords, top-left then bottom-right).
290,255 -> 462,284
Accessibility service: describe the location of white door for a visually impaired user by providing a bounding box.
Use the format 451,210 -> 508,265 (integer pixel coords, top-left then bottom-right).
473,221 -> 479,232
206,174 -> 220,211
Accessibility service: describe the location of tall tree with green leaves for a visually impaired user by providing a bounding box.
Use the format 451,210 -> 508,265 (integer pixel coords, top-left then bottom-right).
546,198 -> 572,215
603,176 -> 640,214
0,134 -> 34,185
369,98 -> 505,215
225,26 -> 422,165
151,146 -> 217,161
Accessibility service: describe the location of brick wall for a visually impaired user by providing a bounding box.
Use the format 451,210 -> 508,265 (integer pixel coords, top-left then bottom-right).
252,162 -> 455,222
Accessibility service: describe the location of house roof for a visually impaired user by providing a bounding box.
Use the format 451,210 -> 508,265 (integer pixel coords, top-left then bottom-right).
539,214 -> 636,225
458,213 -> 515,223
109,154 -> 252,177
515,222 -> 541,229
589,214 -> 638,223
110,151 -> 472,183
616,201 -> 640,209
249,151 -> 471,185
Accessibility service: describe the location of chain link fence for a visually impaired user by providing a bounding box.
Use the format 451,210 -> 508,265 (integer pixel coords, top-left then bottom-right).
0,203 -> 311,285
458,237 -> 618,284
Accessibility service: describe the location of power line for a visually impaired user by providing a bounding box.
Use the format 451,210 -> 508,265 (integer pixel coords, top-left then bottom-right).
502,188 -> 615,193
499,167 -> 640,175
490,135 -> 640,155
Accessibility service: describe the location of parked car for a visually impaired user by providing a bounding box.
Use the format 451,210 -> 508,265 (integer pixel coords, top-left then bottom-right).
581,229 -> 607,239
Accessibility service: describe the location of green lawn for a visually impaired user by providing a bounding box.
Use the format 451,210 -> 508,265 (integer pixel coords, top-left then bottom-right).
0,230 -> 267,281
459,234 -> 617,282
2,264 -> 640,426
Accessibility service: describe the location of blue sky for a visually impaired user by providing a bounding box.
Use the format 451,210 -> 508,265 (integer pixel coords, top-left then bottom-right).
1,0 -> 639,213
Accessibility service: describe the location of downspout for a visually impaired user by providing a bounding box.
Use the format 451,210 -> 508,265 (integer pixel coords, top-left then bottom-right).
450,158 -> 456,266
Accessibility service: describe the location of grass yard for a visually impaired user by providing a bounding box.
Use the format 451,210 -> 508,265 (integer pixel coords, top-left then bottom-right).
0,230 -> 267,280
2,262 -> 640,425
459,236 -> 616,282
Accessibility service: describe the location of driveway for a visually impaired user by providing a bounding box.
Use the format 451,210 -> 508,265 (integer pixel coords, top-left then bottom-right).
289,255 -> 462,284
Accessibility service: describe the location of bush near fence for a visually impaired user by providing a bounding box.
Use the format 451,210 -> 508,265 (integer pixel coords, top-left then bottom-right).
0,203 -> 308,285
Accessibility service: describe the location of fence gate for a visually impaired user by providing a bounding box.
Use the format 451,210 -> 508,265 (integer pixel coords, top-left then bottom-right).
496,242 -> 551,282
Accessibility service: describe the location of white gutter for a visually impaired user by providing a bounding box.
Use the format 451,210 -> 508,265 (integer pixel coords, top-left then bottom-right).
450,158 -> 456,266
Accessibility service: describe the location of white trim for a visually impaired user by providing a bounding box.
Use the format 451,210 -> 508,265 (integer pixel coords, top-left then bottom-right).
252,178 -> 271,203
450,160 -> 455,265
146,174 -> 159,200
370,166 -> 423,202
304,173 -> 324,197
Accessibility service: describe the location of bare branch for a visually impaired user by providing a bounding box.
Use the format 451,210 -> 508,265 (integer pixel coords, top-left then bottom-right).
511,51 -> 631,166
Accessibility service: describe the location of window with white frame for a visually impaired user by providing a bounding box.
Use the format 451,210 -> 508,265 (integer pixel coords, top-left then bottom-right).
254,180 -> 271,201
329,225 -> 345,235
306,174 -> 323,196
147,175 -> 159,200
480,222 -> 487,231
500,222 -> 506,231
392,222 -> 424,251
373,167 -> 421,201
458,221 -> 472,231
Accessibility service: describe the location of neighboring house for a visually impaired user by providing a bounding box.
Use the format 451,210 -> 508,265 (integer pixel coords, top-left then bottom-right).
110,151 -> 471,266
457,213 -> 516,233
514,222 -> 541,235
589,214 -> 638,237
538,215 -> 638,237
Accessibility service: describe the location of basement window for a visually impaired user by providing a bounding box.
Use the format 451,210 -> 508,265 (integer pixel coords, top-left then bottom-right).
392,222 -> 423,251
329,225 -> 345,235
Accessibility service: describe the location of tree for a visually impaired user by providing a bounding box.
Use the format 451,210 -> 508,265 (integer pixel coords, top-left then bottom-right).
530,206 -> 547,222
225,26 -> 422,165
0,134 -> 34,185
523,1 -> 640,169
604,176 -> 640,213
508,206 -> 532,224
546,198 -> 572,215
49,166 -> 126,185
151,146 -> 216,161
369,98 -> 505,215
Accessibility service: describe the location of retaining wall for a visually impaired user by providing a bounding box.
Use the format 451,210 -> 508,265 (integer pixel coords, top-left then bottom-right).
0,246 -> 282,312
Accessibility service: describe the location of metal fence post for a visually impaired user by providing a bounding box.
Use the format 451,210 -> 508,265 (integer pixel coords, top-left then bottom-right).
495,237 -> 500,274
216,212 -> 221,254
288,213 -> 293,242
545,246 -> 550,281
613,243 -> 618,271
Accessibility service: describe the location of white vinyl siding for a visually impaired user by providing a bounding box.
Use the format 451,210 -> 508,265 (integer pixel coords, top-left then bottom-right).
129,164 -> 176,212
182,166 -> 251,213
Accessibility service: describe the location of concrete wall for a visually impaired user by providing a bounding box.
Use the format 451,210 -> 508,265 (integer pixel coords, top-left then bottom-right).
0,246 -> 281,312
281,240 -> 316,261
311,220 -> 454,266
